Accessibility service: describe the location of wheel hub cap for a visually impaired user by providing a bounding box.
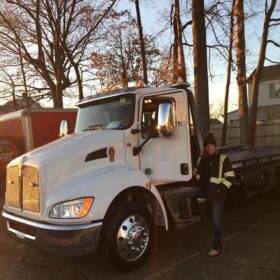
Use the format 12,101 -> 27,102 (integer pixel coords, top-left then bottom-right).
116,214 -> 149,261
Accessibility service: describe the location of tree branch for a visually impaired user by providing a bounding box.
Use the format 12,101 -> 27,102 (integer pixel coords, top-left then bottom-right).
267,39 -> 280,47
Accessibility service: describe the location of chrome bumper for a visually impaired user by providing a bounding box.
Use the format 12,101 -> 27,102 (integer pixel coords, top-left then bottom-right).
2,211 -> 103,256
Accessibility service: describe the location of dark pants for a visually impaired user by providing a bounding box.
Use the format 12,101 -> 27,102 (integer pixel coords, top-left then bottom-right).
211,200 -> 225,251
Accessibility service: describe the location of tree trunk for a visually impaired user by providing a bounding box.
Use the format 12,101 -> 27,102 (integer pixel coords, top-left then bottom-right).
234,0 -> 249,144
175,0 -> 186,83
249,0 -> 277,148
18,43 -> 30,108
192,0 -> 210,136
172,2 -> 179,84
172,0 -> 187,84
75,64 -> 84,101
53,1 -> 64,108
134,0 -> 148,85
10,78 -> 18,111
221,0 -> 235,147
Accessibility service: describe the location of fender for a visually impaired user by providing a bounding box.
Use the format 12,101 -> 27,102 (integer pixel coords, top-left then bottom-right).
149,182 -> 169,230
43,164 -> 167,226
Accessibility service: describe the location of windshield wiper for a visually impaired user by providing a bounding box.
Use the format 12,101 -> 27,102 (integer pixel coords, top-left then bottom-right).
82,124 -> 105,131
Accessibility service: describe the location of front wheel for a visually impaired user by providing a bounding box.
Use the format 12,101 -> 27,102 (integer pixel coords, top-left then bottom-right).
103,201 -> 153,272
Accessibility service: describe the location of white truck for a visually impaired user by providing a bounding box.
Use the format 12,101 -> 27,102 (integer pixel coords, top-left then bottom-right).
2,84 -> 280,271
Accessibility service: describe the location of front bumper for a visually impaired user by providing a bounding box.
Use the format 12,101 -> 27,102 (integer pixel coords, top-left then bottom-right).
2,211 -> 102,256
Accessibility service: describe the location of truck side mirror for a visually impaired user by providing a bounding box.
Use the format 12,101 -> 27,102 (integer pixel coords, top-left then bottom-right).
158,102 -> 174,138
59,120 -> 69,137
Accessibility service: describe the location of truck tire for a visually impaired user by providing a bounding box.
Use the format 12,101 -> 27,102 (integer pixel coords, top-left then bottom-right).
103,201 -> 153,272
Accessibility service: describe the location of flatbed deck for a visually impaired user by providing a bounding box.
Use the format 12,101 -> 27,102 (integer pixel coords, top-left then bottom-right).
226,147 -> 280,163
225,147 -> 280,175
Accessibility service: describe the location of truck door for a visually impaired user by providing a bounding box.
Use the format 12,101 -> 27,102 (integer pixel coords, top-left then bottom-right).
138,91 -> 193,185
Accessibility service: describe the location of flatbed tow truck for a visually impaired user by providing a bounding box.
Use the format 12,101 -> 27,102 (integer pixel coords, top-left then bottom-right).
2,84 -> 280,271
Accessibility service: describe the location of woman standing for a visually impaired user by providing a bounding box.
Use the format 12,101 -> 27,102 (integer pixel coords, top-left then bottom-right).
195,131 -> 235,257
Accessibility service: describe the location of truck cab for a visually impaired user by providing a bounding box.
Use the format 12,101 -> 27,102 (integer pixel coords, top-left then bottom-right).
75,86 -> 194,181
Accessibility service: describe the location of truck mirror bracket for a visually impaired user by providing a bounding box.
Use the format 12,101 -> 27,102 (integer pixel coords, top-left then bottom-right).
133,138 -> 150,156
131,128 -> 140,134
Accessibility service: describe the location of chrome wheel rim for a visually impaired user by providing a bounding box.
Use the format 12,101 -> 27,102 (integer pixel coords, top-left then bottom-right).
116,214 -> 150,262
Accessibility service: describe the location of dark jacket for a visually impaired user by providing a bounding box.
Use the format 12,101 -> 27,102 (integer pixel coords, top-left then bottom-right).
194,151 -> 235,201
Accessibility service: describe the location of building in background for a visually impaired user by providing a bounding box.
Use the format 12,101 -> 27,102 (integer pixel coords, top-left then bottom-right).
227,64 -> 280,124
0,99 -> 42,116
248,64 -> 280,121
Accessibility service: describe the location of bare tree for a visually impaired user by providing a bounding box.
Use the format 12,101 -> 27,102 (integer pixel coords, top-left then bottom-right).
192,0 -> 210,136
0,0 -> 117,108
221,0 -> 235,146
0,43 -> 50,110
263,4 -> 280,64
172,0 -> 187,83
0,65 -> 18,110
234,0 -> 249,144
152,48 -> 175,86
249,0 -> 278,148
131,0 -> 148,85
91,10 -> 161,88
210,101 -> 224,122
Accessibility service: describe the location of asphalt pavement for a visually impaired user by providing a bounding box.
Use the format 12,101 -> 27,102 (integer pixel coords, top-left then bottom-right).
0,191 -> 280,280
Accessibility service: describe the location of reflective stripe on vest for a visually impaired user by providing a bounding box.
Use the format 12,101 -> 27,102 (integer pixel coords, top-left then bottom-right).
197,157 -> 202,166
210,177 -> 232,188
224,171 -> 235,177
219,154 -> 226,178
210,177 -> 223,184
223,179 -> 232,188
210,154 -> 233,189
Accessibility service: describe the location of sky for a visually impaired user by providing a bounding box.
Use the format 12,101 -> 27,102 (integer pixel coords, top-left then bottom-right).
116,0 -> 280,114
2,0 -> 279,113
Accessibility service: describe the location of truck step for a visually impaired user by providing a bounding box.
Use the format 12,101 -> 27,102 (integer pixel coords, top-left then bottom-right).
174,215 -> 201,230
158,185 -> 205,229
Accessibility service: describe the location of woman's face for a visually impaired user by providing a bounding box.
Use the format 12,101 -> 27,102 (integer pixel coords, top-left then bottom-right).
205,144 -> 216,155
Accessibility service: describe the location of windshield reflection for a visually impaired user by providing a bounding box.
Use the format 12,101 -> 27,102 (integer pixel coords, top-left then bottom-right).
75,94 -> 135,133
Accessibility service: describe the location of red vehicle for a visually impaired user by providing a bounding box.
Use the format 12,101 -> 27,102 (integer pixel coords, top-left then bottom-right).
0,108 -> 77,193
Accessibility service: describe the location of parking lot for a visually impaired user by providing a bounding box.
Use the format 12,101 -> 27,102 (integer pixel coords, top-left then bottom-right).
0,191 -> 280,280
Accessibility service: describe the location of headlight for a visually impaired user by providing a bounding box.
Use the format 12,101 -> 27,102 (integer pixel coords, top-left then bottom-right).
50,197 -> 94,219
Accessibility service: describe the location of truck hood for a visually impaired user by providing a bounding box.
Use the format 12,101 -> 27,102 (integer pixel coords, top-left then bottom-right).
28,129 -> 124,159
11,130 -> 126,191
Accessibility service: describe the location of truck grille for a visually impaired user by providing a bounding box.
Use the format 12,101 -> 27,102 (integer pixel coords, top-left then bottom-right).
6,165 -> 40,213
6,166 -> 20,209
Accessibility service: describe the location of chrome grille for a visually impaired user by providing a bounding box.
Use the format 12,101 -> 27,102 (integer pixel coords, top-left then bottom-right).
6,166 -> 21,209
23,166 -> 40,213
6,165 -> 40,213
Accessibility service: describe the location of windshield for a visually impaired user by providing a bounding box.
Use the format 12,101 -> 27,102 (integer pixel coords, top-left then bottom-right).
75,94 -> 135,133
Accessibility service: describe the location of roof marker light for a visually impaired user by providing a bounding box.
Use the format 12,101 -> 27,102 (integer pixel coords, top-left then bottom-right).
127,81 -> 144,88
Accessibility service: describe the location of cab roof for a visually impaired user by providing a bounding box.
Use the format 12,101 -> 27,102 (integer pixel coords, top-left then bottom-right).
76,85 -> 181,106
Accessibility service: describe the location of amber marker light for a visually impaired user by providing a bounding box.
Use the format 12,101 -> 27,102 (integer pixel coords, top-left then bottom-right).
145,182 -> 151,190
79,197 -> 94,218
